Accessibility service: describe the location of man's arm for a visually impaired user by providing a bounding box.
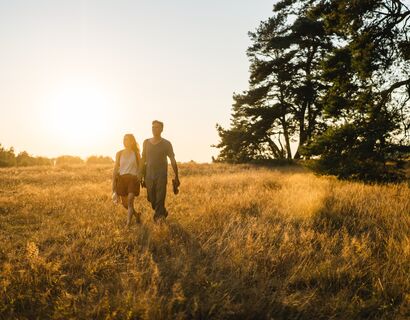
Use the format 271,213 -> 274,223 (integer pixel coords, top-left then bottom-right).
167,142 -> 179,185
170,156 -> 179,184
138,140 -> 147,180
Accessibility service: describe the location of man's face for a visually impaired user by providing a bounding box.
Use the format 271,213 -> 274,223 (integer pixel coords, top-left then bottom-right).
152,123 -> 163,137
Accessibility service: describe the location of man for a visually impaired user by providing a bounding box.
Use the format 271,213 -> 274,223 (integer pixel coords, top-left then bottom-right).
139,120 -> 180,222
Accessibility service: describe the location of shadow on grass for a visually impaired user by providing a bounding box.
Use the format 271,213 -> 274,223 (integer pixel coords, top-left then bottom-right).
142,219 -> 318,319
309,193 -> 406,318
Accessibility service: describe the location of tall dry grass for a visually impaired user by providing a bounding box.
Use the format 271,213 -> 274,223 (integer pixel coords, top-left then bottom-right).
0,163 -> 409,319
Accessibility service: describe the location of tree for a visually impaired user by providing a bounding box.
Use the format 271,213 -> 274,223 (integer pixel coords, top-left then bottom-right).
216,0 -> 410,181
16,151 -> 35,166
215,0 -> 332,161
0,144 -> 16,167
303,0 -> 410,181
16,151 -> 53,166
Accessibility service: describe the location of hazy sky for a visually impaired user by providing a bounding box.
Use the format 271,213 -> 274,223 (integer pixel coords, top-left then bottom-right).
0,0 -> 274,162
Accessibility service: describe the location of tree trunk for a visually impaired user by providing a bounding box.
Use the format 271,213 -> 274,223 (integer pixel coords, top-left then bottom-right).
281,116 -> 292,159
266,137 -> 283,159
294,105 -> 307,159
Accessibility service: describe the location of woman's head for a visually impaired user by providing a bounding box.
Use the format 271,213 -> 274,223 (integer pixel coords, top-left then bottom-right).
123,134 -> 139,153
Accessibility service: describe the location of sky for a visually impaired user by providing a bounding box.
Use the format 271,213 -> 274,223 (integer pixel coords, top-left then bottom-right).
0,0 -> 275,162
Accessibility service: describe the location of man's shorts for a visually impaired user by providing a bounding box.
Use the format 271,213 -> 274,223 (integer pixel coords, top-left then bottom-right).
116,174 -> 140,196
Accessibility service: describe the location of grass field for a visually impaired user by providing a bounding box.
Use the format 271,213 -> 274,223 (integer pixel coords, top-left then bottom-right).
1,163 -> 409,319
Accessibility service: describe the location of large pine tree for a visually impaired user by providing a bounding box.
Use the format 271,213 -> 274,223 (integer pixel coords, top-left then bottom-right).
216,0 -> 410,181
216,0 -> 332,162
303,0 -> 410,181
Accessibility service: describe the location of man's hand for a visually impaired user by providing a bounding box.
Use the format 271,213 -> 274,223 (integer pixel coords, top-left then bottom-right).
172,177 -> 180,195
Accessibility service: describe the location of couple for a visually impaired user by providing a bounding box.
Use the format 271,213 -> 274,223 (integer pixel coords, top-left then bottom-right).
112,120 -> 180,227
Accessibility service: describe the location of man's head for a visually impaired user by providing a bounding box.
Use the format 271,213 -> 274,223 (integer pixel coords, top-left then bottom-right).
152,120 -> 164,138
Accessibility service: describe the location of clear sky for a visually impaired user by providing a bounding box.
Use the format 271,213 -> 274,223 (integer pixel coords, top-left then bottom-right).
0,0 -> 275,162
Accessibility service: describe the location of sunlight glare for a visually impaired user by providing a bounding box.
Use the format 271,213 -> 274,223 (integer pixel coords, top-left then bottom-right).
47,85 -> 112,148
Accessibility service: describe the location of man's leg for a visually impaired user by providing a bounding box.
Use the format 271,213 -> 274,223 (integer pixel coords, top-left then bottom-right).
145,178 -> 156,210
153,176 -> 167,221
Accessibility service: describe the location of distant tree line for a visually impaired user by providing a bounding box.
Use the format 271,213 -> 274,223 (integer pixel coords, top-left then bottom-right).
85,155 -> 115,165
0,144 -> 113,167
215,0 -> 410,181
0,145 -> 53,167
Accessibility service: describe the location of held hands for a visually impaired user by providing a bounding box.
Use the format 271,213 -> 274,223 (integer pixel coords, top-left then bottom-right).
137,173 -> 146,188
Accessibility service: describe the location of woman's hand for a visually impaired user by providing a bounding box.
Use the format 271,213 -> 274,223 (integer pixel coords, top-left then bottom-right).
112,191 -> 119,204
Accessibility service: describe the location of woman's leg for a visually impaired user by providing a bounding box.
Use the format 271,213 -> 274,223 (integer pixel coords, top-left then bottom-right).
127,192 -> 140,226
121,196 -> 128,209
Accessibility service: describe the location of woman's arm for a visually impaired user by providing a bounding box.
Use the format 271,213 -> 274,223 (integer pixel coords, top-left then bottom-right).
112,151 -> 121,193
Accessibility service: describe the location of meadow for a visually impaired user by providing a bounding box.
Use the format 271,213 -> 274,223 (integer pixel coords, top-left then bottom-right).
0,163 -> 409,319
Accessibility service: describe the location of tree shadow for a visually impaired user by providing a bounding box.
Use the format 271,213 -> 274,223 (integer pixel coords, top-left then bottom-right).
143,219 -> 318,319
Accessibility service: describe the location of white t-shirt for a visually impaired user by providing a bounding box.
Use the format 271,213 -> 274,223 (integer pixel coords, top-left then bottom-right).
119,150 -> 138,176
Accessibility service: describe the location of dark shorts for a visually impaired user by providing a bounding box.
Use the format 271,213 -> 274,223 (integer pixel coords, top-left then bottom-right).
116,174 -> 140,196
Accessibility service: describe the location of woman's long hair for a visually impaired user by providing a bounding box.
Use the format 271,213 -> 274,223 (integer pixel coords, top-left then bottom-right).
123,133 -> 141,164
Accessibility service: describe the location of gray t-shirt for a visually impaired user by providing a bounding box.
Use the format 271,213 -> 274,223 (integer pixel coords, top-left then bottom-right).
142,138 -> 174,179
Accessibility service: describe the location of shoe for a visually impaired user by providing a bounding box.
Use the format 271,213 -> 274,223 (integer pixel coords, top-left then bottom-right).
153,211 -> 168,223
153,214 -> 162,223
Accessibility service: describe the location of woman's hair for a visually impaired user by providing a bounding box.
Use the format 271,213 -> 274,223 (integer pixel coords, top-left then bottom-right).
123,134 -> 141,163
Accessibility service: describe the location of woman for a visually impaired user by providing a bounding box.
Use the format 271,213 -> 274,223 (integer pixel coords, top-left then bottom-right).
112,134 -> 141,227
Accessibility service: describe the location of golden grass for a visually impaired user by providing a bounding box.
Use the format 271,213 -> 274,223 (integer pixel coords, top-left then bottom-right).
0,163 -> 409,319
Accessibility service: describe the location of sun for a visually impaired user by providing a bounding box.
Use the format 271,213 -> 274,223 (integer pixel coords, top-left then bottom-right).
47,84 -> 112,148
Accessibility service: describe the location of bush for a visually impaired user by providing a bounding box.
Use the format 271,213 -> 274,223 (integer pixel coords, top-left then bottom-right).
0,144 -> 16,167
16,151 -> 52,167
86,155 -> 114,165
302,124 -> 408,182
55,155 -> 84,166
